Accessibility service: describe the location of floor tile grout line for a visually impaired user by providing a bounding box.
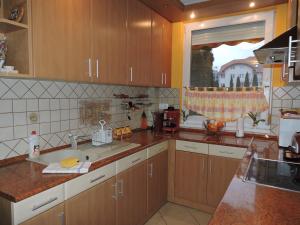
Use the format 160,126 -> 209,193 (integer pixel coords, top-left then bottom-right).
186,207 -> 201,225
158,209 -> 168,225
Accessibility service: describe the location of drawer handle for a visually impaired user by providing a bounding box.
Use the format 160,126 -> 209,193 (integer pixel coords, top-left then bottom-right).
219,151 -> 234,155
32,197 -> 58,211
183,145 -> 196,150
90,174 -> 106,183
131,158 -> 141,164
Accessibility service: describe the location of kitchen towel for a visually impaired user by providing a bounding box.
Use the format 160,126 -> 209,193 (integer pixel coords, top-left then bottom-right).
42,162 -> 92,174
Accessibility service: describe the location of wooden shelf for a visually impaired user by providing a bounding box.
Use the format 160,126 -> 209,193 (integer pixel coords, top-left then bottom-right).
0,71 -> 31,78
0,18 -> 28,33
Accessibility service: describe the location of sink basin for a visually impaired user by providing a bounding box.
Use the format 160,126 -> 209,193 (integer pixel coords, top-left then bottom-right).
28,150 -> 89,165
28,141 -> 141,165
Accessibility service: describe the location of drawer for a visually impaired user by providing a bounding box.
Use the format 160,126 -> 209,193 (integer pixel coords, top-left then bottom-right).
209,144 -> 247,159
12,184 -> 64,225
147,141 -> 168,158
65,162 -> 116,200
176,140 -> 208,154
117,149 -> 147,174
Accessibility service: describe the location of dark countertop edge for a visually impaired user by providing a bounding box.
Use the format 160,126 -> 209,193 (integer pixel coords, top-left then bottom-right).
0,130 -> 268,202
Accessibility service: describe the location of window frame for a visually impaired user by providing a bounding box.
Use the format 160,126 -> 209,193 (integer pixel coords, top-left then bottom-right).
182,11 -> 275,133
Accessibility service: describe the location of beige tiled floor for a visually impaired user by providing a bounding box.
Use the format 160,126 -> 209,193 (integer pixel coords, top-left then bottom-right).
145,203 -> 212,225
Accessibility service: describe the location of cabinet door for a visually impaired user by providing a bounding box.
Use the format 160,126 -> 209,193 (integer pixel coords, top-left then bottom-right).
174,151 -> 207,206
148,151 -> 168,216
162,18 -> 172,88
89,177 -> 116,225
20,203 -> 64,225
65,177 -> 116,225
32,0 -> 91,82
127,0 -> 152,86
206,155 -> 240,207
117,161 -> 148,225
151,12 -> 164,87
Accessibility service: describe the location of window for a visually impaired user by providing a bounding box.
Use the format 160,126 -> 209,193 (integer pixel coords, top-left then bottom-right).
182,11 -> 274,133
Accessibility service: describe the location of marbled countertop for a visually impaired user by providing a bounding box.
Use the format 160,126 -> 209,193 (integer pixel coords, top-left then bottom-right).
1,130 -> 300,225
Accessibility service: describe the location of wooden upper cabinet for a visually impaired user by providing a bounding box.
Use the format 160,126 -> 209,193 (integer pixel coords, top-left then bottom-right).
127,0 -> 152,86
151,12 -> 172,87
151,12 -> 164,87
162,18 -> 172,88
91,0 -> 127,85
20,203 -> 64,225
32,0 -> 91,82
206,156 -> 240,207
174,151 -> 207,206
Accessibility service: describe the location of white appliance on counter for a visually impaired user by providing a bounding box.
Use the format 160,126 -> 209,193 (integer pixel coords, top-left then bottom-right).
279,116 -> 300,147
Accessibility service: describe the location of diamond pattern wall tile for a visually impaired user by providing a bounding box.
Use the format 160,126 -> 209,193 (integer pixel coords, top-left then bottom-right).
47,83 -> 60,98
274,88 -> 286,98
31,82 -> 46,98
61,84 -> 73,98
12,81 -> 29,98
1,78 -> 18,88
288,88 -> 300,99
0,80 -> 9,98
0,143 -> 12,159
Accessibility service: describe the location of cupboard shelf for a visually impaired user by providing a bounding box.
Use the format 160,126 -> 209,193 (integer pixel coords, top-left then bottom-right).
0,18 -> 28,33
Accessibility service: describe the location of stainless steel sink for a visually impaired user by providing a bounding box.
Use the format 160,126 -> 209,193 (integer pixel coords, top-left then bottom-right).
28,141 -> 141,165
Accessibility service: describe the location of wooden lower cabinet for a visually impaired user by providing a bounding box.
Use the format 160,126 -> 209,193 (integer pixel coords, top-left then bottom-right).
65,177 -> 116,225
206,155 -> 240,207
116,161 -> 148,225
20,203 -> 64,225
174,150 -> 207,206
147,151 -> 168,216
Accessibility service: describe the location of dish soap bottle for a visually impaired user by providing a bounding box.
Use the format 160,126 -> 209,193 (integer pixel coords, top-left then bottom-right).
29,131 -> 40,159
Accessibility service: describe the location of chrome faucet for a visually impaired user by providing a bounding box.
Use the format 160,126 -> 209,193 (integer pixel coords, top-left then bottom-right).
68,133 -> 89,149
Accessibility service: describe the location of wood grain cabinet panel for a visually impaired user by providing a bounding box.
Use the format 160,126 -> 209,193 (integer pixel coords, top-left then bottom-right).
174,150 -> 208,206
206,155 -> 240,207
127,0 -> 152,86
20,203 -> 64,225
117,161 -> 148,225
151,12 -> 172,87
65,177 -> 116,225
147,150 -> 168,216
91,0 -> 127,84
32,0 -> 91,82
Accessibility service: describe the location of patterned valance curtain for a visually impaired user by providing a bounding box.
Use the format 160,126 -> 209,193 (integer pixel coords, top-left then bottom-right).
184,88 -> 269,122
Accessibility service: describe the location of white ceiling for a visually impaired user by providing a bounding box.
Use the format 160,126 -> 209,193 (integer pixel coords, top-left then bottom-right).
180,0 -> 210,5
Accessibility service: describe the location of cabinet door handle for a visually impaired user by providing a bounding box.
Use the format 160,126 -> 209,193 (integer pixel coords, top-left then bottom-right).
202,158 -> 205,171
32,197 -> 58,211
59,212 -> 65,225
209,159 -> 212,175
131,158 -> 141,164
88,58 -> 92,77
96,59 -> 99,79
149,163 -> 153,178
130,67 -> 133,82
112,182 -> 118,199
164,73 -> 167,85
118,179 -> 124,196
90,174 -> 105,183
161,73 -> 164,85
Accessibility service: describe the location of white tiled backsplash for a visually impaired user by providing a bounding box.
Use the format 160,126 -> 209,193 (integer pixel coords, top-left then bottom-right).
271,85 -> 300,135
0,78 -> 179,160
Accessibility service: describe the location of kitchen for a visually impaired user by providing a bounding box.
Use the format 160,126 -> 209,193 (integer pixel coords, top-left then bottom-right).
0,0 -> 300,225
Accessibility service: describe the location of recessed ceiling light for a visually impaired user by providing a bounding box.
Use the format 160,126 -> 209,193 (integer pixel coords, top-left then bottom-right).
190,12 -> 196,19
249,2 -> 255,8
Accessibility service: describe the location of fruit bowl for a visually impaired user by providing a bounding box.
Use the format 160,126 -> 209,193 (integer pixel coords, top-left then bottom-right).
203,120 -> 225,136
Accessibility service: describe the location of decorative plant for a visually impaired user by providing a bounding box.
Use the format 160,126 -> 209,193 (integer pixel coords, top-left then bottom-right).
248,112 -> 265,127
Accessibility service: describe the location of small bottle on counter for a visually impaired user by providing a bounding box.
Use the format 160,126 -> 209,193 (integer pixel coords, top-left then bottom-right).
29,131 -> 40,159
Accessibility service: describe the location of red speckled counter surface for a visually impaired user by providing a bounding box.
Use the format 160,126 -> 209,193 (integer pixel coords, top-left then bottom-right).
1,130 -> 300,225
